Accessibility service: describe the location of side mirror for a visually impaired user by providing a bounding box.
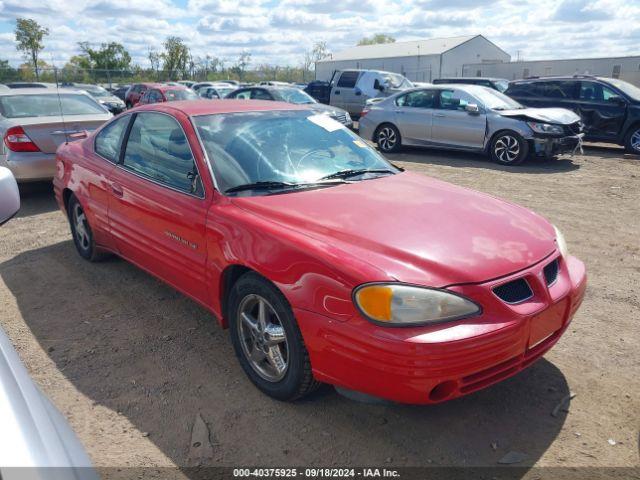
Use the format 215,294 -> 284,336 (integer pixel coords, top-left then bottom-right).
466,103 -> 480,114
373,79 -> 385,92
0,167 -> 20,225
608,96 -> 626,106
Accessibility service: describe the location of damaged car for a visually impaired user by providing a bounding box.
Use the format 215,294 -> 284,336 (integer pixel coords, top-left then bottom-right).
359,84 -> 583,165
505,76 -> 640,155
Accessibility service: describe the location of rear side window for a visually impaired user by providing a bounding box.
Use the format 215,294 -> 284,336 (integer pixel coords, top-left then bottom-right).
122,113 -> 203,196
95,115 -> 130,162
337,71 -> 360,88
396,90 -> 437,108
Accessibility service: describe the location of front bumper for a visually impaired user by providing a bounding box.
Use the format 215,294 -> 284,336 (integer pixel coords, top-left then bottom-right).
297,254 -> 586,404
1,152 -> 56,182
532,133 -> 584,158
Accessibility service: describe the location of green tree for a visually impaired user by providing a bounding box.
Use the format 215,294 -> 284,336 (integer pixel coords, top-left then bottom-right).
78,42 -> 132,72
161,36 -> 190,80
230,51 -> 251,81
303,41 -> 330,81
15,18 -> 49,80
357,34 -> 396,46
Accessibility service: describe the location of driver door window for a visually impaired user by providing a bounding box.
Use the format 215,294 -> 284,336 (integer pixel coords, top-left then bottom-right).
232,90 -> 251,100
122,113 -> 203,196
438,90 -> 472,111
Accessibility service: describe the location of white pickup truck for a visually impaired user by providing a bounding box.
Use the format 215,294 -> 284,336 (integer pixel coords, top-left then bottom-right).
328,69 -> 414,118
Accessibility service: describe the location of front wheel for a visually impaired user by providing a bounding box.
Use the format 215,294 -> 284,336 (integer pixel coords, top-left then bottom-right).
375,124 -> 401,153
624,125 -> 640,155
228,272 -> 320,401
490,131 -> 529,165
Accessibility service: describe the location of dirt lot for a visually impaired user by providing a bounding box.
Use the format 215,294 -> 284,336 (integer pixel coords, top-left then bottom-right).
0,145 -> 638,477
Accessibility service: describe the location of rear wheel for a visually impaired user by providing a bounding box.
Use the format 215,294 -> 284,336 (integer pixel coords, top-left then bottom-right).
624,125 -> 640,155
490,131 -> 529,165
228,272 -> 320,401
375,124 -> 401,153
67,195 -> 105,262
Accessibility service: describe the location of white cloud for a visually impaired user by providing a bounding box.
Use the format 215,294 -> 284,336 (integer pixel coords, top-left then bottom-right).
0,0 -> 638,68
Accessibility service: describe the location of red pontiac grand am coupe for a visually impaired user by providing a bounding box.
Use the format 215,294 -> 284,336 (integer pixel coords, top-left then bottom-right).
53,100 -> 587,404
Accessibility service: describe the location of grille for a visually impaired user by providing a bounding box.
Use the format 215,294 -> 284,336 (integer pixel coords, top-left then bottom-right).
566,121 -> 583,135
332,113 -> 350,125
493,278 -> 533,304
543,259 -> 559,286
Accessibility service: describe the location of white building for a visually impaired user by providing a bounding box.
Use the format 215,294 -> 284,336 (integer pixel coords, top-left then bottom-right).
463,56 -> 640,86
315,35 -> 511,83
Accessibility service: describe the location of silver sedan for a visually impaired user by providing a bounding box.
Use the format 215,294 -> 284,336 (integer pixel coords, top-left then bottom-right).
359,84 -> 584,165
0,89 -> 112,181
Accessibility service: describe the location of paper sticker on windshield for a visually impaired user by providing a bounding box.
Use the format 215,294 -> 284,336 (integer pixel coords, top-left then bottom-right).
307,114 -> 345,132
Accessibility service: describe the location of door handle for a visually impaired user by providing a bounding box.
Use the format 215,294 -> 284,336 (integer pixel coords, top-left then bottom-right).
433,113 -> 445,117
334,90 -> 340,95
111,183 -> 124,197
395,110 -> 404,114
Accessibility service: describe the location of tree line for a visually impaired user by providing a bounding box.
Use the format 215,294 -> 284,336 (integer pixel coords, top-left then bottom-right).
2,17 -> 395,85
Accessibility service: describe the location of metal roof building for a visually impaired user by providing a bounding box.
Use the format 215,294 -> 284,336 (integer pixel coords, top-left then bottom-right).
315,34 -> 511,83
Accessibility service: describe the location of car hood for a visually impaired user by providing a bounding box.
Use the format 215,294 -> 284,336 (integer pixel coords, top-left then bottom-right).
303,102 -> 347,116
497,107 -> 580,125
98,95 -> 124,104
231,172 -> 556,286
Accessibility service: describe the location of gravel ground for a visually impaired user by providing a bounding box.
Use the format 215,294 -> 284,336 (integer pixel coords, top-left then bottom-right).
0,145 -> 638,476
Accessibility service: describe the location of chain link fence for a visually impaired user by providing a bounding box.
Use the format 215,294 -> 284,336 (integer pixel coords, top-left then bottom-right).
0,65 -> 312,88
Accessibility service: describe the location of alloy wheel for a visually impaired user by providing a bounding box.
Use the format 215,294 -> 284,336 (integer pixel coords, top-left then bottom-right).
494,135 -> 521,163
377,127 -> 397,151
237,294 -> 289,382
72,203 -> 90,251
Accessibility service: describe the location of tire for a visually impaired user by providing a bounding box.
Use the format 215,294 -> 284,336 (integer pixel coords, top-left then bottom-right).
375,124 -> 402,153
489,131 -> 529,165
624,125 -> 640,155
228,272 -> 320,401
67,195 -> 105,262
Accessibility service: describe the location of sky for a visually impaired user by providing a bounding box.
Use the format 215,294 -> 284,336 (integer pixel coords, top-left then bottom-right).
0,0 -> 638,69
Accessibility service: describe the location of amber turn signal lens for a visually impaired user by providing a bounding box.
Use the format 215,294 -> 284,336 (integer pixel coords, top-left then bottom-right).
355,285 -> 393,322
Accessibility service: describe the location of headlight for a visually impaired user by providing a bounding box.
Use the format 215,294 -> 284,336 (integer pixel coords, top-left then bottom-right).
553,225 -> 569,258
354,283 -> 481,326
527,122 -> 564,135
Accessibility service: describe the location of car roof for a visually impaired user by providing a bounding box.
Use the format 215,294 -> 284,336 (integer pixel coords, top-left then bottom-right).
0,88 -> 88,96
511,76 -> 608,83
436,77 -> 507,81
134,99 -> 308,116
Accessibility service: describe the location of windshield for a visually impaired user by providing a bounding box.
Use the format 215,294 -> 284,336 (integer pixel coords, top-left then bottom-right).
493,80 -> 509,93
276,88 -> 316,104
605,78 -> 640,101
382,73 -> 413,89
0,93 -> 107,118
468,86 -> 523,110
194,110 -> 397,195
166,89 -> 199,101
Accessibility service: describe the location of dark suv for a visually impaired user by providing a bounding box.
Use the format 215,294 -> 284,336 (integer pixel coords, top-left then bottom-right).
505,76 -> 640,154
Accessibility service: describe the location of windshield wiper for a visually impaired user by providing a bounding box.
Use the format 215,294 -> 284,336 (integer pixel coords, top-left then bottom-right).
225,181 -> 298,194
318,168 -> 396,181
225,180 -> 347,194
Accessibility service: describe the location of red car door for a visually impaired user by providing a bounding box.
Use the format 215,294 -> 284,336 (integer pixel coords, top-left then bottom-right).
107,111 -> 212,306
71,113 -> 133,251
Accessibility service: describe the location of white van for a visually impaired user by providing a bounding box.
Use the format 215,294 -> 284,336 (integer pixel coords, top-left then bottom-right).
328,69 -> 413,118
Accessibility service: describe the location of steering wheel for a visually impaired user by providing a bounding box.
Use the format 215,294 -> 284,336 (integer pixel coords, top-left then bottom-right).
295,148 -> 336,170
